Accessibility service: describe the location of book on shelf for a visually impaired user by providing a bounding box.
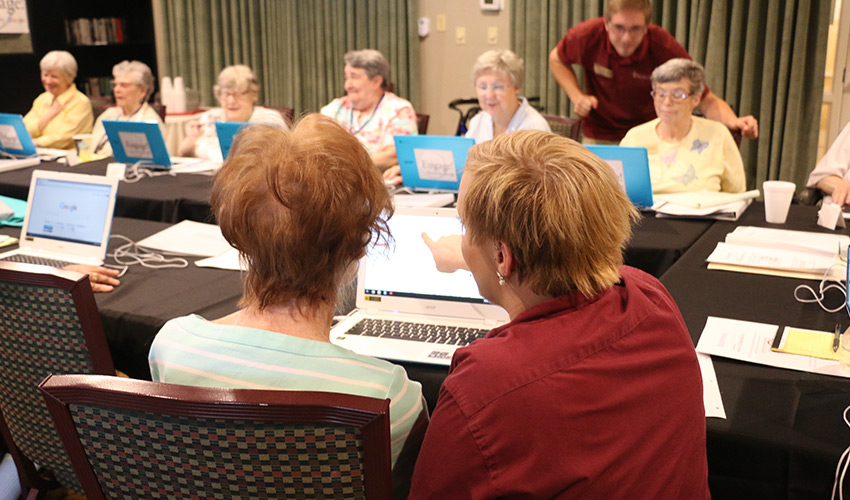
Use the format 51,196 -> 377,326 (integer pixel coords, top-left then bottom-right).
64,18 -> 126,46
81,77 -> 114,99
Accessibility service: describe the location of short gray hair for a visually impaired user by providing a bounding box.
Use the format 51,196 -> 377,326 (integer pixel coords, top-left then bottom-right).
112,60 -> 154,101
214,65 -> 260,98
344,49 -> 390,90
651,58 -> 705,96
39,50 -> 77,79
471,50 -> 524,89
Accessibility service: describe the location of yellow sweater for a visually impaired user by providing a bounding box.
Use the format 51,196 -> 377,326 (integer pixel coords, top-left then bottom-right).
23,84 -> 93,149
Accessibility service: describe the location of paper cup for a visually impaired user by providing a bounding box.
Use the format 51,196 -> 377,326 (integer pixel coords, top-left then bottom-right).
762,181 -> 796,224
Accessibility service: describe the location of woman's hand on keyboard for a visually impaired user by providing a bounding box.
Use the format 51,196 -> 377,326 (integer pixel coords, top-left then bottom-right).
64,264 -> 121,293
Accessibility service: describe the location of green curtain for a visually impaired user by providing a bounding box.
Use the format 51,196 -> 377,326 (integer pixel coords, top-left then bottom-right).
155,0 -> 420,115
510,0 -> 830,190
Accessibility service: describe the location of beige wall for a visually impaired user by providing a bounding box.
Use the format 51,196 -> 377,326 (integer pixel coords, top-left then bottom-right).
418,2 -> 511,136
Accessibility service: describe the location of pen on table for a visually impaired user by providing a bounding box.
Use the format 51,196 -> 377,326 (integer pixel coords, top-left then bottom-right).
833,323 -> 841,353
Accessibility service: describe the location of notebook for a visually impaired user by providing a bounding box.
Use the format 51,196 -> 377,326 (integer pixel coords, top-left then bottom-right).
103,120 -> 218,172
394,135 -> 475,192
585,145 -> 654,209
0,170 -> 119,267
331,207 -> 508,366
215,121 -> 249,160
0,113 -> 41,173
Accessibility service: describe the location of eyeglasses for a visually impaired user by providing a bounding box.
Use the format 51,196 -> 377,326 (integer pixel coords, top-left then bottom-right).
111,81 -> 138,90
650,89 -> 693,102
607,23 -> 647,37
216,89 -> 251,99
476,83 -> 509,93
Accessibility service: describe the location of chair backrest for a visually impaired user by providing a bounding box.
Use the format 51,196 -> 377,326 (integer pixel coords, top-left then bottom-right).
0,263 -> 115,496
447,98 -> 481,136
542,114 -> 582,142
40,374 -> 393,500
266,105 -> 295,125
415,113 -> 429,135
150,102 -> 167,121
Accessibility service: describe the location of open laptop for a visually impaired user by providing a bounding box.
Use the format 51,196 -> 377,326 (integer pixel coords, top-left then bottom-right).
215,121 -> 249,160
394,135 -> 475,192
0,113 -> 41,173
585,145 -> 654,209
0,170 -> 118,268
331,207 -> 508,366
103,120 -> 218,173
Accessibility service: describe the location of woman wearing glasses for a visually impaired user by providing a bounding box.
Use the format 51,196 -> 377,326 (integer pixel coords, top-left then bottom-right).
383,50 -> 549,185
620,58 -> 745,193
179,65 -> 288,161
89,60 -> 164,156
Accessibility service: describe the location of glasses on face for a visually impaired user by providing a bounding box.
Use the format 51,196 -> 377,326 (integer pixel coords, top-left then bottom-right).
608,23 -> 647,37
216,89 -> 251,100
650,89 -> 693,102
476,83 -> 509,94
111,81 -> 138,90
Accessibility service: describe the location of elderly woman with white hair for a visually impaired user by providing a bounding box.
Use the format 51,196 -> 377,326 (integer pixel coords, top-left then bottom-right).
179,64 -> 288,161
465,49 -> 550,143
89,60 -> 164,155
620,58 -> 745,194
383,49 -> 549,185
23,50 -> 93,149
321,49 -> 418,170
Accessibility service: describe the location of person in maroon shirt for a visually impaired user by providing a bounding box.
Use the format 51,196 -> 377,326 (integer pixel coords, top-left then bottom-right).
407,130 -> 710,499
548,0 -> 757,143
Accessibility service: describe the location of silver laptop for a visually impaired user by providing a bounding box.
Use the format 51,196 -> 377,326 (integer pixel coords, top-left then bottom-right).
331,207 -> 508,366
0,170 -> 119,267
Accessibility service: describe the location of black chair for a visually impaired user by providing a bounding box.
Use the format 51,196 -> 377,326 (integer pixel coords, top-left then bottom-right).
40,374 -> 393,500
448,96 -> 542,136
542,114 -> 582,142
416,113 -> 430,135
0,262 -> 115,499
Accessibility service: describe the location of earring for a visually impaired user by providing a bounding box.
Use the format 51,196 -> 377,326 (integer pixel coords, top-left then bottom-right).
496,272 -> 507,286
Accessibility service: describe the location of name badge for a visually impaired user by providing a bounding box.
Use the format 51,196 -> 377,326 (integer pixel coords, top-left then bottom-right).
593,63 -> 614,79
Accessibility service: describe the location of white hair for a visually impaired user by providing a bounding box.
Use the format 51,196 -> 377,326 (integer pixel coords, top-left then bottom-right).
39,50 -> 77,79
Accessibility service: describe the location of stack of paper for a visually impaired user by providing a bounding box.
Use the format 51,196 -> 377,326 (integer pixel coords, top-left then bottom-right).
706,226 -> 849,279
654,190 -> 759,221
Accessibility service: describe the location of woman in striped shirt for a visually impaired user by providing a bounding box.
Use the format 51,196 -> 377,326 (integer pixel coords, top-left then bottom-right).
149,114 -> 427,498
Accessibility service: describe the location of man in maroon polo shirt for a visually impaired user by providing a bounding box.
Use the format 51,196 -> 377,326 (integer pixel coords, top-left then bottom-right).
549,0 -> 758,143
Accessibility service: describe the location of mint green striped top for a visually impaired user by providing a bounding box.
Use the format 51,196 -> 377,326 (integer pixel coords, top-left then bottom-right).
148,314 -> 424,465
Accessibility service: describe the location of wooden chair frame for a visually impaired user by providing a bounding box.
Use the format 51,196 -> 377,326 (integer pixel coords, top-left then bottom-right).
40,374 -> 393,500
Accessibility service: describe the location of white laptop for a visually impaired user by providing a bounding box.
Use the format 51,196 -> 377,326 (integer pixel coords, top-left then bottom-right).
331,207 -> 509,366
0,170 -> 119,267
0,113 -> 41,173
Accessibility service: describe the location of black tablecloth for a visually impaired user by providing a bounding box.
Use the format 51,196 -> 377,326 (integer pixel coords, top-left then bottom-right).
0,160 -> 215,223
661,202 -> 850,499
0,217 -> 243,380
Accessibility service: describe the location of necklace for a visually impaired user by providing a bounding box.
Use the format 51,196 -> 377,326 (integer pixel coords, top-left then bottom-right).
348,93 -> 385,135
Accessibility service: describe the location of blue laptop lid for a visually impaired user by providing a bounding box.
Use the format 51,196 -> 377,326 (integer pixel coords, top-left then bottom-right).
103,120 -> 171,169
585,145 -> 654,209
394,135 -> 475,192
0,113 -> 37,157
215,122 -> 249,160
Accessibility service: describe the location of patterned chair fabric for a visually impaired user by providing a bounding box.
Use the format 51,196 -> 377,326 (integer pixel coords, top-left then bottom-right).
541,114 -> 582,142
0,263 -> 114,496
40,375 -> 393,500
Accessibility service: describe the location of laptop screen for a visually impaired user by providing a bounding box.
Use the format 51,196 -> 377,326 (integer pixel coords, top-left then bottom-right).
362,211 -> 487,305
25,177 -> 114,246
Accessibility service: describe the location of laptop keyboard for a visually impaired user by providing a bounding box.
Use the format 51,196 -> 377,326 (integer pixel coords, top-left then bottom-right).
0,254 -> 74,268
349,318 -> 489,346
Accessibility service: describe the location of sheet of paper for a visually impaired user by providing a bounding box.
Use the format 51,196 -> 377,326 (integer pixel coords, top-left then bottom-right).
654,189 -> 760,209
698,353 -> 726,419
724,226 -> 848,256
170,157 -> 221,174
697,317 -> 848,378
194,248 -> 246,271
137,220 -> 232,257
706,262 -> 844,281
706,242 -> 837,274
772,327 -> 839,361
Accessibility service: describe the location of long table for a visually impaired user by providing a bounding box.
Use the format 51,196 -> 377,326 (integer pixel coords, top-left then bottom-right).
0,217 -> 243,380
660,202 -> 850,498
0,160 -> 215,223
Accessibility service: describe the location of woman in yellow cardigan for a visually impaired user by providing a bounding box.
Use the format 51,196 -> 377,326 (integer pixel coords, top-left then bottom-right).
23,50 -> 92,149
